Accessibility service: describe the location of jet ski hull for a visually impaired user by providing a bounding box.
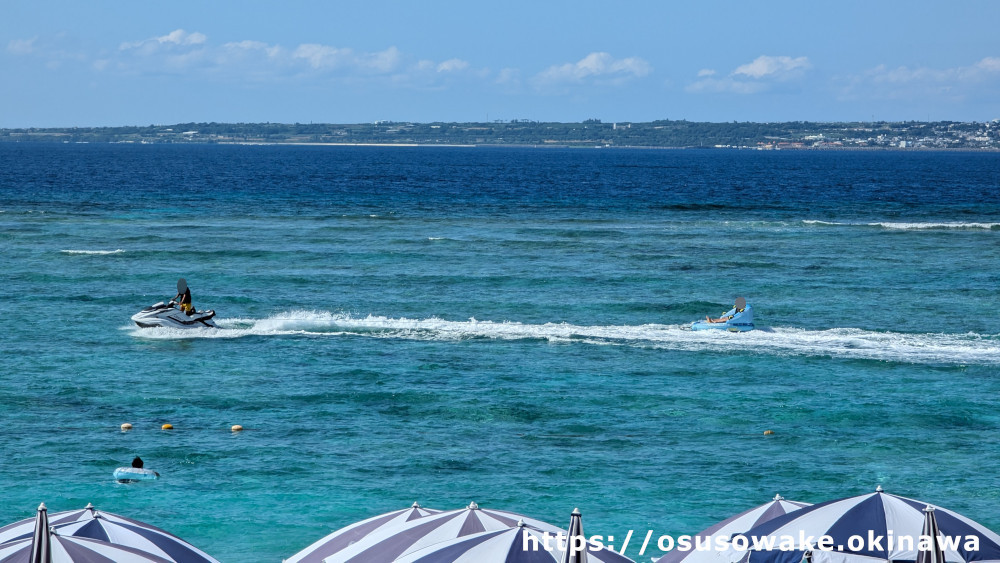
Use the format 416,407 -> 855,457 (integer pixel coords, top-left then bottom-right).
132,302 -> 218,329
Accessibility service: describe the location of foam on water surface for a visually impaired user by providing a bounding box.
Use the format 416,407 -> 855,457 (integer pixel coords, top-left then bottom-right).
61,249 -> 126,255
126,311 -> 1000,366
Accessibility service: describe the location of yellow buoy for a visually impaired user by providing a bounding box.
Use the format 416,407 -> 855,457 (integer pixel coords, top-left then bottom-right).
231,425 -> 244,432
161,424 -> 173,430
763,429 -> 775,435
120,423 -> 133,431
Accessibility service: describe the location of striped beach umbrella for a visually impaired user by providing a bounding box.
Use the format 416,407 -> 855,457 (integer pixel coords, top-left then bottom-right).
285,502 -> 441,563
915,506 -> 946,563
0,503 -> 172,562
656,495 -> 811,563
740,487 -> 1000,563
287,502 -> 565,563
393,515 -> 635,563
0,503 -> 218,563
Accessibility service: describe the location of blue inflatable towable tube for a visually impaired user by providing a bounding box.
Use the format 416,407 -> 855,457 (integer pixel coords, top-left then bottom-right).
691,303 -> 755,332
113,467 -> 160,482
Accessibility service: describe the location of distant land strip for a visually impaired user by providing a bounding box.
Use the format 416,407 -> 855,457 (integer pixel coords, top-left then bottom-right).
2,119 -> 998,150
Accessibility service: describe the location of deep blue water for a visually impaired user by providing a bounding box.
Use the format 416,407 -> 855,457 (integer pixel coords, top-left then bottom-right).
1,144 -> 998,561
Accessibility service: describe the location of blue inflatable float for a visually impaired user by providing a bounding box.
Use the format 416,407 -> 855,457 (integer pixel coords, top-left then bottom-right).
113,467 -> 159,482
691,298 -> 754,332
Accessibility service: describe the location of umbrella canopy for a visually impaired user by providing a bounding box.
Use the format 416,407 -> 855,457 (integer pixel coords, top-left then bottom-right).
740,487 -> 1000,563
657,495 -> 811,563
288,502 -> 565,563
0,503 -> 218,563
285,502 -> 441,563
393,519 -> 635,563
0,534 -> 176,563
0,504 -> 173,563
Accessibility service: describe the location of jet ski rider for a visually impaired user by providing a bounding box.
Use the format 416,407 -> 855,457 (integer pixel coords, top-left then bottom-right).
173,278 -> 194,315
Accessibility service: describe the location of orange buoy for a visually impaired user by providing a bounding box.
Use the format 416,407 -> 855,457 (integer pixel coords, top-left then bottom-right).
161,424 -> 173,430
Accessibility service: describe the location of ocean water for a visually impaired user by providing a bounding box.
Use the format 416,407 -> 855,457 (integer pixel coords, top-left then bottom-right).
1,144 -> 998,562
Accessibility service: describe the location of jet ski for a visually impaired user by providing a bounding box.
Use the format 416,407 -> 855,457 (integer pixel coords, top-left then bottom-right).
131,301 -> 218,329
691,298 -> 754,332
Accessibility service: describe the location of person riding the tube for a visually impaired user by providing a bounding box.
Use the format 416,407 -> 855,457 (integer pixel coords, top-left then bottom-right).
173,279 -> 194,315
706,297 -> 747,323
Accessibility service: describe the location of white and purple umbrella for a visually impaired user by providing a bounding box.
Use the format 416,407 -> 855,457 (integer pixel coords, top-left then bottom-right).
392,514 -> 635,563
285,502 -> 441,563
0,503 -> 173,563
657,495 -> 811,563
740,487 -> 1000,563
287,502 -> 565,563
0,503 -> 218,563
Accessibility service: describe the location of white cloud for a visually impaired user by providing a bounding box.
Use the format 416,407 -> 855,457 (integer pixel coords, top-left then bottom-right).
7,38 -> 36,55
293,44 -> 354,69
534,52 -> 651,86
157,29 -> 206,46
975,57 -> 1000,73
223,40 -> 283,59
685,55 -> 810,95
23,28 -> 489,88
496,68 -> 520,85
292,44 -> 400,73
860,57 -> 1000,85
868,64 -> 944,83
837,56 -> 1000,103
6,35 -> 87,70
732,55 -> 810,79
120,29 -> 207,51
359,47 -> 401,73
436,58 -> 469,73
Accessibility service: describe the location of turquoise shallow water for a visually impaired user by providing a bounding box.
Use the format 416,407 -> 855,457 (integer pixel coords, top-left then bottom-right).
1,144 -> 999,561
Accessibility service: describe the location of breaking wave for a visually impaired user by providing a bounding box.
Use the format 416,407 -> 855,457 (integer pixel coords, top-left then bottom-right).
61,249 -> 126,255
803,220 -> 1000,231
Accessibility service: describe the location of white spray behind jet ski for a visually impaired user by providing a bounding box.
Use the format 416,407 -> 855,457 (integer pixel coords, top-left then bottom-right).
132,278 -> 218,328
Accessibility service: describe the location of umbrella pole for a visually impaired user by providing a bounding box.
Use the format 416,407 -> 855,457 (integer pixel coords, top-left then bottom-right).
916,506 -> 945,563
562,508 -> 588,563
29,502 -> 51,563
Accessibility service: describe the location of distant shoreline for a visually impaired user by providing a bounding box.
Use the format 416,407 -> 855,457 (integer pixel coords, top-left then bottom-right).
2,119 -> 998,150
4,140 -> 997,153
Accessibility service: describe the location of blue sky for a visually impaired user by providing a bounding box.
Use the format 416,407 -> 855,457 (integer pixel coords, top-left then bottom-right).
3,1 -> 999,127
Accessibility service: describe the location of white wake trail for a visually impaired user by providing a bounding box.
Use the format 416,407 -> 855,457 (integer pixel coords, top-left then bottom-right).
125,311 -> 1000,366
